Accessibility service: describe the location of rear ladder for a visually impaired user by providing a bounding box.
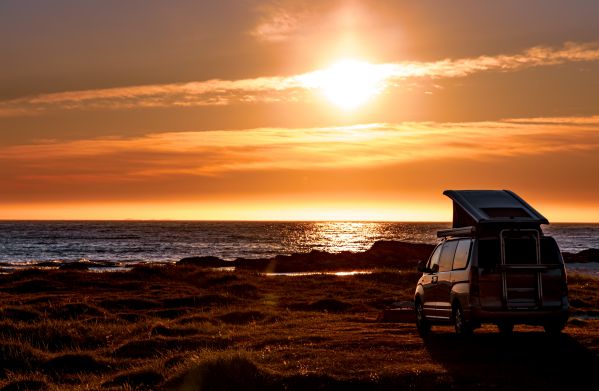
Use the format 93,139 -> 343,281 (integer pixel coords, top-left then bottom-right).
499,229 -> 543,309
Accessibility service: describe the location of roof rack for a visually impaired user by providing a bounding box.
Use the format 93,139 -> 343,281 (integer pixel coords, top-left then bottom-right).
437,226 -> 476,238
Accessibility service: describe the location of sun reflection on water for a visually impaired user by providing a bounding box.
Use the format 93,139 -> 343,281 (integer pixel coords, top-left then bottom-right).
273,221 -> 447,258
309,222 -> 380,253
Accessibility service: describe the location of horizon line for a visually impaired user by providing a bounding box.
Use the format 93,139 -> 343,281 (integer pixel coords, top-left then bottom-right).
0,219 -> 596,224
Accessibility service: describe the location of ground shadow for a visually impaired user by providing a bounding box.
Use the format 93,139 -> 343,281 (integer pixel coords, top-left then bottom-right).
423,329 -> 599,390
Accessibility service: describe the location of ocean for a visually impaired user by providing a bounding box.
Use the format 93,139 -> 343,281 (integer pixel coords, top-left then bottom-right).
0,221 -> 597,266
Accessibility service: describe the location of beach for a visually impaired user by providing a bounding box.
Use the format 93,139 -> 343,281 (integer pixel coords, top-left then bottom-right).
0,242 -> 597,390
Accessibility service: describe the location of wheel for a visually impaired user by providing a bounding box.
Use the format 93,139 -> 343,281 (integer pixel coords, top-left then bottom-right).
415,299 -> 431,336
497,322 -> 514,335
453,304 -> 473,336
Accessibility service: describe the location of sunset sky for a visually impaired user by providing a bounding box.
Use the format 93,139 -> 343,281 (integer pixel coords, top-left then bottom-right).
1,0 -> 598,222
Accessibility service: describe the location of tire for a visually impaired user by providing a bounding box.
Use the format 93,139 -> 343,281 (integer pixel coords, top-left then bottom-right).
497,322 -> 514,335
415,299 -> 431,337
453,304 -> 473,336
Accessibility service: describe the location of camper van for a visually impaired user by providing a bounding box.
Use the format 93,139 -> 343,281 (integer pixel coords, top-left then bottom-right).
414,190 -> 569,335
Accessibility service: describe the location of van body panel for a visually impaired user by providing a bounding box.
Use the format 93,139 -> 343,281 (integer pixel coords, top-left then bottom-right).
434,270 -> 453,319
540,268 -> 567,308
470,307 -> 569,324
420,273 -> 437,317
415,233 -> 569,329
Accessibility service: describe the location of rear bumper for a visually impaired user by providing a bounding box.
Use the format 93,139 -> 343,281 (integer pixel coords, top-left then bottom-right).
467,306 -> 569,325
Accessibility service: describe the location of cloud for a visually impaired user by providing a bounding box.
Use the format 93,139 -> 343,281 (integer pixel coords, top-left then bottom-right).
1,115 -> 598,215
249,0 -> 344,43
1,42 -> 598,117
1,116 -> 598,178
250,1 -> 310,42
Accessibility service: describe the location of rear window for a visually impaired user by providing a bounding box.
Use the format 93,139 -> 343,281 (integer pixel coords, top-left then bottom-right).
504,237 -> 537,264
477,235 -> 562,268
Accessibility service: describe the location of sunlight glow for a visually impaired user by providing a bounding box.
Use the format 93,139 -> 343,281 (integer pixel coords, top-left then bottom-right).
298,59 -> 390,110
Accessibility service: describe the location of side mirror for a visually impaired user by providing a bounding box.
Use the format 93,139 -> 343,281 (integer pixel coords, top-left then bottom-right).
417,260 -> 430,273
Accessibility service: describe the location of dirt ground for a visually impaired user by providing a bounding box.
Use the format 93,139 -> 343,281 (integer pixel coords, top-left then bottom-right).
0,265 -> 597,390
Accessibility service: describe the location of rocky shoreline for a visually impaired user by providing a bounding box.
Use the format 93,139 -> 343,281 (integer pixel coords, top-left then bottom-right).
3,240 -> 598,273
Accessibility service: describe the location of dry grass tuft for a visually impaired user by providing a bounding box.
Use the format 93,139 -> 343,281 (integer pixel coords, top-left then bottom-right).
0,343 -> 44,375
48,303 -> 106,320
150,325 -> 199,337
0,379 -> 49,391
0,307 -> 41,323
112,337 -> 230,359
102,368 -> 164,390
99,298 -> 161,311
288,298 -> 353,313
228,283 -> 260,298
217,311 -> 266,325
42,353 -> 110,376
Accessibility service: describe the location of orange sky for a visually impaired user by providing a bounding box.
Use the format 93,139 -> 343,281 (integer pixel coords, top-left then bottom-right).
1,1 -> 598,222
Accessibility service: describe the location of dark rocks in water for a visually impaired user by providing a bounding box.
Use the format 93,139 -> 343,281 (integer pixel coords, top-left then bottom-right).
177,256 -> 229,267
562,248 -> 599,263
59,262 -> 90,271
176,240 -> 435,272
58,259 -> 118,270
365,240 -> 434,259
35,261 -> 62,267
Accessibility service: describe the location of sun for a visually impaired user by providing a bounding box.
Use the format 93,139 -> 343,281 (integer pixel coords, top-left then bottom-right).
298,58 -> 389,110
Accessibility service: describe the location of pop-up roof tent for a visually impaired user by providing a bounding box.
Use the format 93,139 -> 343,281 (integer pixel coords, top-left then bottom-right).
438,190 -> 548,237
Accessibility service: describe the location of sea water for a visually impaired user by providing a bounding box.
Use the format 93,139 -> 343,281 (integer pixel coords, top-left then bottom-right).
0,221 -> 597,265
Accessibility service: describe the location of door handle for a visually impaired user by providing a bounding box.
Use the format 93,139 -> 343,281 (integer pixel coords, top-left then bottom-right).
432,276 -> 438,283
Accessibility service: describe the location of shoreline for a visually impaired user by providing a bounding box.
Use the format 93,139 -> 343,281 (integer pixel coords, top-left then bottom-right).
1,240 -> 598,275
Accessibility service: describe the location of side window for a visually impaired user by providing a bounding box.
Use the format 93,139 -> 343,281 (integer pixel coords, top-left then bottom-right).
478,239 -> 500,269
452,239 -> 472,270
438,240 -> 458,272
427,244 -> 442,272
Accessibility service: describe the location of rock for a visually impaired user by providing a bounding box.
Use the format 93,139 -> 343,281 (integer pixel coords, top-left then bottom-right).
562,248 -> 599,263
177,256 -> 227,267
59,262 -> 90,270
177,240 -> 435,273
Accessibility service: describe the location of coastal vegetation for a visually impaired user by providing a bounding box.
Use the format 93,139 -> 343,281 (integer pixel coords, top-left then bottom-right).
0,242 -> 597,390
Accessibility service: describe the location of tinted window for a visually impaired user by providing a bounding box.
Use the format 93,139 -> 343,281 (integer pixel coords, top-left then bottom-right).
541,237 -> 562,264
478,239 -> 500,269
427,244 -> 442,272
504,237 -> 537,264
438,240 -> 458,272
452,239 -> 472,270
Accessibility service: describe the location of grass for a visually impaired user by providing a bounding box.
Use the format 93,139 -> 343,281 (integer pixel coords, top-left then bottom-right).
0,263 -> 596,390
